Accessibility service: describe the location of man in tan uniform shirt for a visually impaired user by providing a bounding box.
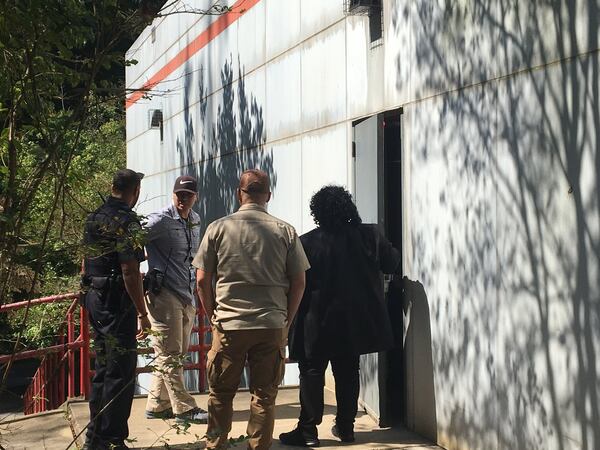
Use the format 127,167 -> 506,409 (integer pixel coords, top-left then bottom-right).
193,169 -> 309,450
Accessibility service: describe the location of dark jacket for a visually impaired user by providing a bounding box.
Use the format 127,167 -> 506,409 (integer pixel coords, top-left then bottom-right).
289,223 -> 400,360
83,196 -> 145,276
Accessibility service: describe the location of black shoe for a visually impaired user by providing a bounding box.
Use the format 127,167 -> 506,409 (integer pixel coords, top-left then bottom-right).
82,435 -> 98,450
279,428 -> 320,447
332,425 -> 355,443
145,407 -> 174,419
84,442 -> 129,450
175,407 -> 209,424
105,444 -> 130,450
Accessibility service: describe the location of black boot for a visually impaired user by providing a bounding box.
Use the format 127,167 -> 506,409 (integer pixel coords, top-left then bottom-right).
279,427 -> 320,447
332,424 -> 355,443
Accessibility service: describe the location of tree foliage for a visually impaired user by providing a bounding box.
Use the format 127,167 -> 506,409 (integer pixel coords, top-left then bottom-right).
0,0 -> 165,359
0,98 -> 126,354
0,0 -> 163,302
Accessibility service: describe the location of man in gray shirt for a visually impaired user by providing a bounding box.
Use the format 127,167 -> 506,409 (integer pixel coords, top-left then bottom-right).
143,175 -> 208,423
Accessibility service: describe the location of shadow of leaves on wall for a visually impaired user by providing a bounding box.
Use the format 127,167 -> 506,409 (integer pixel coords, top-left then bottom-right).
391,1 -> 600,449
176,56 -> 277,238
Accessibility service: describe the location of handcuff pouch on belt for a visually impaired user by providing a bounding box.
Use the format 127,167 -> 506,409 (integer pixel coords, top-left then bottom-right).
143,268 -> 165,295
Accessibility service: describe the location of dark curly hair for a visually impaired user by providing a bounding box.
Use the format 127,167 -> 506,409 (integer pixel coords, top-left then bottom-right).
309,185 -> 362,231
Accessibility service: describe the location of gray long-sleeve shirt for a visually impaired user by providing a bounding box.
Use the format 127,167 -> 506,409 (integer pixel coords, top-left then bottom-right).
144,204 -> 201,305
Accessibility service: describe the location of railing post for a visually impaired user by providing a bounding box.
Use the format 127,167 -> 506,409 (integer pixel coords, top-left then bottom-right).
59,332 -> 65,405
48,355 -> 55,409
42,358 -> 48,412
24,387 -> 31,415
40,363 -> 45,413
67,311 -> 75,398
53,353 -> 59,409
33,369 -> 39,413
197,307 -> 206,392
51,354 -> 58,409
80,305 -> 90,398
36,370 -> 41,413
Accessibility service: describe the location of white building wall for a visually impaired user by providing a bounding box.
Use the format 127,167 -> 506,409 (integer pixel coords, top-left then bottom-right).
398,2 -> 600,450
127,1 -> 600,449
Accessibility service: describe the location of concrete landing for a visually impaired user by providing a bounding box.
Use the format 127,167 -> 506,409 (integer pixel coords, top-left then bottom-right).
0,388 -> 443,449
67,387 -> 442,450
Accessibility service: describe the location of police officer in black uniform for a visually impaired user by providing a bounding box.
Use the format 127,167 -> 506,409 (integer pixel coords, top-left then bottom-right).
81,169 -> 151,450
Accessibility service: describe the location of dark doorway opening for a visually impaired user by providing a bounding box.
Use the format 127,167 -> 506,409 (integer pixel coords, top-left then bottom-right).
382,108 -> 404,427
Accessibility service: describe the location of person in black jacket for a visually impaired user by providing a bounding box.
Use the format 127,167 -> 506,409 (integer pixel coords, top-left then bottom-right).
279,185 -> 400,447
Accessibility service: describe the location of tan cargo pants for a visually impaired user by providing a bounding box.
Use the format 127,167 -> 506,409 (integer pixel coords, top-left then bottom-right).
206,326 -> 286,450
145,288 -> 198,415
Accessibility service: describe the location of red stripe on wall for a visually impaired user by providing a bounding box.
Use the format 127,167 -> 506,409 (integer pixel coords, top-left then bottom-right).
126,0 -> 261,109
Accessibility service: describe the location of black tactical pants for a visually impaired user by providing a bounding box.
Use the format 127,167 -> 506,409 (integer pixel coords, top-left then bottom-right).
84,285 -> 137,449
297,354 -> 360,438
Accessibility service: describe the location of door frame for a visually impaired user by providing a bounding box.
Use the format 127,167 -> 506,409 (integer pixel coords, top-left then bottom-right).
351,107 -> 404,427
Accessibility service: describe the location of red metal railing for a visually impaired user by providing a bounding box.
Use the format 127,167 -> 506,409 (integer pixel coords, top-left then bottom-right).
0,293 -> 211,414
0,294 -> 89,414
194,307 -> 212,392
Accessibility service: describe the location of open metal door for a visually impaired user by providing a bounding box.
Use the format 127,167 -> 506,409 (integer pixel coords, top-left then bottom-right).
352,114 -> 386,422
354,115 -> 384,225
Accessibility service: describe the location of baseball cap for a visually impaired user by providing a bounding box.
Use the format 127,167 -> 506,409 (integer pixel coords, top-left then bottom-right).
173,175 -> 198,194
112,169 -> 144,192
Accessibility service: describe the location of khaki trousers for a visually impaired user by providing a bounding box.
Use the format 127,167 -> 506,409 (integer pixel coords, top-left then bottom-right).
145,288 -> 197,415
206,326 -> 286,450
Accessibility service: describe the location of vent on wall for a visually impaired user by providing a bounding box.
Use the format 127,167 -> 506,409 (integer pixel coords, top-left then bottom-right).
148,109 -> 164,142
344,0 -> 383,43
149,109 -> 162,128
343,0 -> 382,15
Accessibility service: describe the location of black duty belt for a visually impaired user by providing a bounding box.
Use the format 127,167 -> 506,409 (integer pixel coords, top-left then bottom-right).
82,274 -> 124,290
